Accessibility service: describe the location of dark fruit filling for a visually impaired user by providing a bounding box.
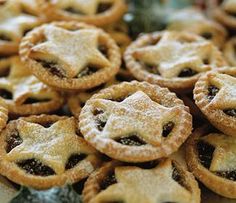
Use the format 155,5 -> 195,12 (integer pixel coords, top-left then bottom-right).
93,109 -> 104,116
216,171 -> 236,181
6,130 -> 23,153
0,34 -> 11,42
129,160 -> 159,169
162,122 -> 174,138
40,122 -> 55,128
97,3 -> 112,13
64,7 -> 85,15
23,97 -> 51,104
197,141 -> 215,169
0,89 -> 13,100
78,66 -> 98,78
17,159 -> 55,176
116,135 -> 146,146
98,45 -> 109,58
207,85 -> 219,100
36,60 -> 64,78
203,58 -> 210,65
226,11 -> 236,18
223,109 -> 236,118
178,68 -> 197,77
100,171 -> 117,190
65,154 -> 87,170
143,63 -> 160,75
96,117 -> 107,131
201,32 -> 213,40
172,163 -> 190,191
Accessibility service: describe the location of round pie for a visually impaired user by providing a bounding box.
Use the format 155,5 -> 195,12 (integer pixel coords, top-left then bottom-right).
168,7 -> 227,48
79,81 -> 192,162
37,0 -> 127,26
20,21 -> 121,90
208,0 -> 236,29
0,0 -> 42,55
0,115 -> 101,189
124,31 -> 227,93
0,56 -> 64,116
186,126 -> 236,198
83,159 -> 200,203
194,68 -> 236,137
223,37 -> 236,66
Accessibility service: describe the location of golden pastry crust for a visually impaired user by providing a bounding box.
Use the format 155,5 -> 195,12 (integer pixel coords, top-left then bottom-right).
124,31 -> 226,93
194,68 -> 236,137
0,115 -> 101,189
38,0 -> 127,26
0,98 -> 8,132
83,159 -> 200,203
208,0 -> 236,29
0,0 -> 42,55
168,7 -> 227,48
223,37 -> 236,66
0,56 -> 64,116
79,81 -> 192,162
20,21 -> 121,90
186,126 -> 236,198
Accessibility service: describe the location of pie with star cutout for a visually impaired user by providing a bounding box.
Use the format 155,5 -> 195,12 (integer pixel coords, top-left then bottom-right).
0,115 -> 101,189
20,21 -> 121,90
79,81 -> 192,162
124,31 -> 227,93
82,159 -> 200,203
194,68 -> 236,137
0,0 -> 42,55
186,126 -> 236,198
0,56 -> 64,116
208,0 -> 236,29
38,0 -> 127,26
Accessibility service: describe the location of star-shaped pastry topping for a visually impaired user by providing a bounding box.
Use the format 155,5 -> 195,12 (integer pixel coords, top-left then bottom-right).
0,1 -> 39,40
208,73 -> 236,109
91,91 -> 180,146
0,57 -> 55,105
201,133 -> 236,172
6,118 -> 95,174
31,25 -> 110,78
132,32 -> 212,78
54,0 -> 100,15
93,159 -> 191,203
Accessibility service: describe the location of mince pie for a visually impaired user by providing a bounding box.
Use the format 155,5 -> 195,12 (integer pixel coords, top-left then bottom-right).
223,37 -> 236,66
0,0 -> 41,55
0,56 -> 64,116
38,0 -> 127,26
194,68 -> 236,137
0,115 -> 101,189
82,159 -> 200,203
186,126 -> 236,198
20,21 -> 121,90
19,0 -> 41,16
208,0 -> 236,29
124,31 -> 226,93
168,7 -> 227,48
79,81 -> 192,162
